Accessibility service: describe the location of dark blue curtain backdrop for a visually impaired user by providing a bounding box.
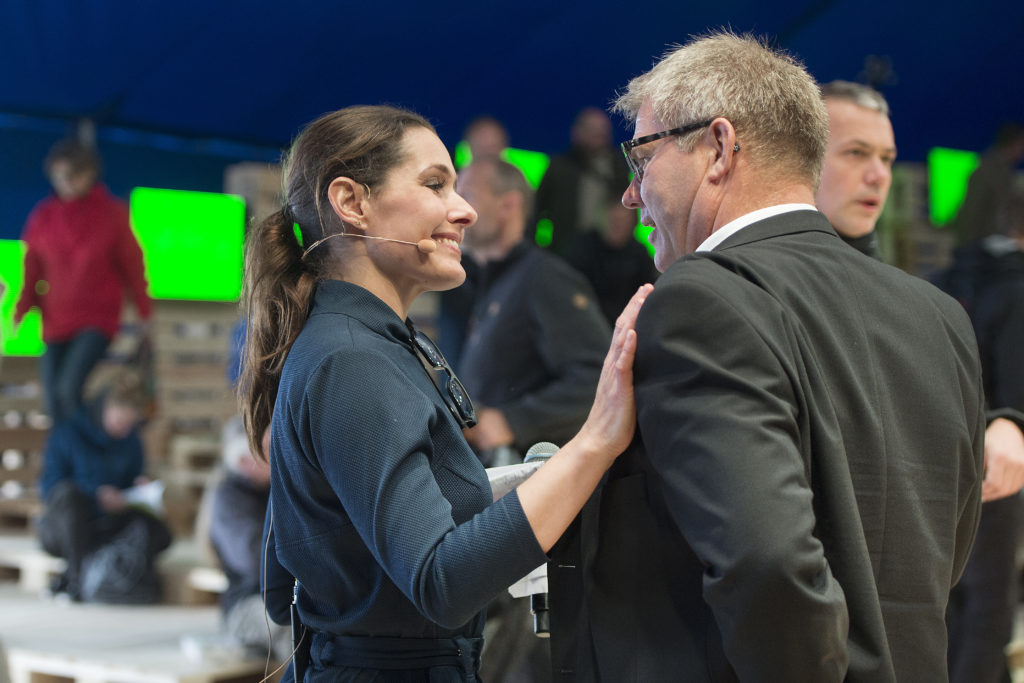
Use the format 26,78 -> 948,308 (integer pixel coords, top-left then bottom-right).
1,0 -> 1022,238
0,122 -> 277,240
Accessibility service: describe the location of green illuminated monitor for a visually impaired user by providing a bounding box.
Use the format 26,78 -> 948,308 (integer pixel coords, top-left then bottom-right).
129,188 -> 246,301
0,239 -> 44,356
1,188 -> 246,356
453,141 -> 551,189
928,147 -> 979,227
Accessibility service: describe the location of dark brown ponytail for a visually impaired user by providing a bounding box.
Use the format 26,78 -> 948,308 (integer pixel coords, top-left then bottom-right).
239,206 -> 317,461
239,105 -> 434,460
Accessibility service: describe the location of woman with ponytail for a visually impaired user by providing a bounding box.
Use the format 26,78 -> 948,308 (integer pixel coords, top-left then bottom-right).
242,105 -> 650,682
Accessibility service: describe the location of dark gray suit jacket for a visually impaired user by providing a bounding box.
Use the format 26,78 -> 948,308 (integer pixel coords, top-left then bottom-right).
549,210 -> 985,682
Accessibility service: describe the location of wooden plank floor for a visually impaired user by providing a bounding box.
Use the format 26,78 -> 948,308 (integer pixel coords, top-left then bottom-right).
0,584 -> 277,683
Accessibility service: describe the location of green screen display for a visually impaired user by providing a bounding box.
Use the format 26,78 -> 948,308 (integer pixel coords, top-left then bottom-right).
453,141 -> 551,189
928,147 -> 979,227
130,187 -> 246,301
0,188 -> 246,356
0,239 -> 44,356
500,148 -> 551,189
636,224 -> 655,257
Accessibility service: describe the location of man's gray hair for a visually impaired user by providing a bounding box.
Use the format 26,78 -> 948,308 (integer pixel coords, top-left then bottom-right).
820,80 -> 890,117
612,31 -> 829,186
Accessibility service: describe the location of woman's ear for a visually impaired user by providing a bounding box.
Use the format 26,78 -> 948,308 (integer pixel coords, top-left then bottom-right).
327,177 -> 370,227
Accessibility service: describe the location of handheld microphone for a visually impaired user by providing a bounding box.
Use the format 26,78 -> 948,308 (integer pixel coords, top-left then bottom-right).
341,233 -> 438,253
524,441 -> 558,637
524,441 -> 558,463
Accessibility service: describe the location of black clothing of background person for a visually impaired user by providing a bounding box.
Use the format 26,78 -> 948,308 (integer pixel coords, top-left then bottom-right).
969,245 -> 1024,413
838,230 -> 881,259
436,256 -> 480,369
534,146 -> 631,258
944,237 -> 1024,683
565,231 -> 658,326
457,242 -> 609,456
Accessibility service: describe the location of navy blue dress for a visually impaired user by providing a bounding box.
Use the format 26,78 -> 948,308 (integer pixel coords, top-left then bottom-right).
262,280 -> 547,682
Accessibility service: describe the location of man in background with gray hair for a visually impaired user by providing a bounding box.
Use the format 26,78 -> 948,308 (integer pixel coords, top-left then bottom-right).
456,157 -> 609,462
815,80 -> 896,259
456,156 -> 610,683
548,32 -> 984,682
816,80 -> 1024,683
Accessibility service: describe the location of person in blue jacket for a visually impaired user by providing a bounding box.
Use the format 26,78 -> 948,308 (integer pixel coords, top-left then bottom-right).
238,105 -> 650,682
36,369 -> 169,600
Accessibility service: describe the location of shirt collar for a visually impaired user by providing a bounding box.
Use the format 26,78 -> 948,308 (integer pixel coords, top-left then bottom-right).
311,279 -> 412,347
695,203 -> 819,253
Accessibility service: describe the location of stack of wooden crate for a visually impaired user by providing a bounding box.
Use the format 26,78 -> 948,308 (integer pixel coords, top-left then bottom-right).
0,355 -> 49,536
142,299 -> 241,539
224,161 -> 281,225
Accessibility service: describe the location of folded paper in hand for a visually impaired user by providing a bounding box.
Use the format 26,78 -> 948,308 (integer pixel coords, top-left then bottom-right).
485,462 -> 548,598
486,462 -> 544,502
122,480 -> 165,516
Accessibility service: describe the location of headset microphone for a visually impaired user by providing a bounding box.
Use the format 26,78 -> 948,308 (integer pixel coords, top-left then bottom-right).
342,233 -> 438,253
302,232 -> 439,260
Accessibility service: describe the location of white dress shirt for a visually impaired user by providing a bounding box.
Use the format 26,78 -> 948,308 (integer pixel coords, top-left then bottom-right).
696,204 -> 819,253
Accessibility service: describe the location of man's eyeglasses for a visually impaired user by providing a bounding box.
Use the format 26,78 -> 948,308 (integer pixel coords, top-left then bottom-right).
620,119 -> 719,181
408,323 -> 478,429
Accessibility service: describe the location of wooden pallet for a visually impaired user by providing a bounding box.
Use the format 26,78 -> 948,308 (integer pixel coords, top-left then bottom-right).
0,355 -> 42,386
0,426 -> 49,452
141,300 -> 240,469
5,649 -> 271,683
225,162 -> 282,225
0,534 -> 227,606
0,535 -> 65,592
161,434 -> 222,536
0,584 -> 276,683
2,348 -> 48,541
168,435 -> 222,472
0,496 -> 44,535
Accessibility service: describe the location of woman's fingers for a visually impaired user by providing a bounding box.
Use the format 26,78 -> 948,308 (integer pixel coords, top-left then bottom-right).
616,329 -> 638,372
607,284 -> 652,370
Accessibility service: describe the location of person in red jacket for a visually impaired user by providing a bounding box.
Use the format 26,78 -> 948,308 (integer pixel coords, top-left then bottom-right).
14,139 -> 152,424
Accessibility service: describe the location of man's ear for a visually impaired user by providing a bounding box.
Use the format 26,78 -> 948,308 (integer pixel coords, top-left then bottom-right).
706,118 -> 739,183
327,177 -> 370,227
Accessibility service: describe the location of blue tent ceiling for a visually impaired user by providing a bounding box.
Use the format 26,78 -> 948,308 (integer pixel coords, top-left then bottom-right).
1,1 -> 1022,167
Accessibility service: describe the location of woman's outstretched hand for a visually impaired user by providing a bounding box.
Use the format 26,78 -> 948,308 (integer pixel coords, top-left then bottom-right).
577,283 -> 653,462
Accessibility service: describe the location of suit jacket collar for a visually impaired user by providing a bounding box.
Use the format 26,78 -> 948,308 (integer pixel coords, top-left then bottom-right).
712,209 -> 838,252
